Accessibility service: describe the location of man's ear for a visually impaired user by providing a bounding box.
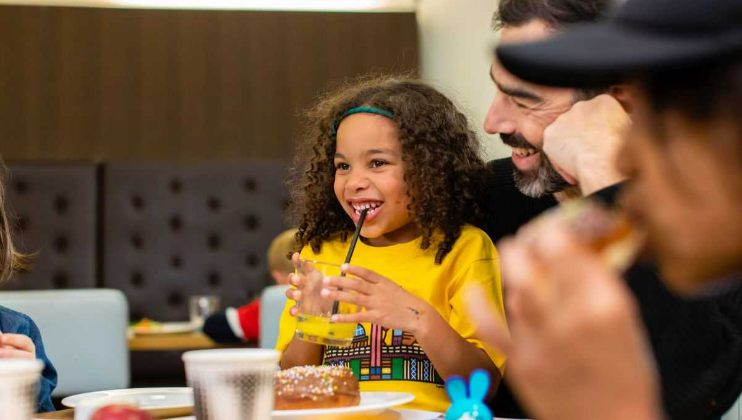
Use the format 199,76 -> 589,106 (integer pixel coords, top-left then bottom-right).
609,84 -> 635,114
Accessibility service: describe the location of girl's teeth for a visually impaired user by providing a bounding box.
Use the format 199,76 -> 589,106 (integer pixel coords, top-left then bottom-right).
351,202 -> 382,213
368,208 -> 375,214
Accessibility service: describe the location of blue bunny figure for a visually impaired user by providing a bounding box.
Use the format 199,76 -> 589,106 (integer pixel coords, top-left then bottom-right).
444,369 -> 494,420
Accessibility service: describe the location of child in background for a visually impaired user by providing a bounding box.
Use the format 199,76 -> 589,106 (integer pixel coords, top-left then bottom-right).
276,76 -> 507,412
203,228 -> 298,343
0,165 -> 57,412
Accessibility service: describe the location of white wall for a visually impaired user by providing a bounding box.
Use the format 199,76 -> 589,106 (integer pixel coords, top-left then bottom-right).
417,0 -> 510,160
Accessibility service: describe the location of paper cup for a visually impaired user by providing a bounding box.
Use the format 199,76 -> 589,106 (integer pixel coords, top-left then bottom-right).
0,359 -> 43,420
183,349 -> 279,420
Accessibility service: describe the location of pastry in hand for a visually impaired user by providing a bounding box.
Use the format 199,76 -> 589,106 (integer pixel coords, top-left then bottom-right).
560,199 -> 643,271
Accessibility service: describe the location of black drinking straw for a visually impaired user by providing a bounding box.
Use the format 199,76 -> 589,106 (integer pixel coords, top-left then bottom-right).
331,208 -> 368,316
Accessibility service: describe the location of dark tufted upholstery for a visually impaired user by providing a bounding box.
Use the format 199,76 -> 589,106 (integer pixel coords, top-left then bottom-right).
102,162 -> 289,322
3,162 -> 98,290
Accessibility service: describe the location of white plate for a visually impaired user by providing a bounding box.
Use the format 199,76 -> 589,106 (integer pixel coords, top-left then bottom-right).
129,321 -> 198,335
62,389 -> 413,420
272,391 -> 415,419
62,387 -> 193,411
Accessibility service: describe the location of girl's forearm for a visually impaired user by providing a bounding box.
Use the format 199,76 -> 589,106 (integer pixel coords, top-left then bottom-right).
412,308 -> 501,399
279,335 -> 324,370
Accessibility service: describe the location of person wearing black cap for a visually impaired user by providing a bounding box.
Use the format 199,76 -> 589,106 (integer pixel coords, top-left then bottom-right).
472,0 -> 742,420
481,1 -> 742,419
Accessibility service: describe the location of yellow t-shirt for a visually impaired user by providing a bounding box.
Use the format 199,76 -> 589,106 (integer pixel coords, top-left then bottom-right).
275,225 -> 506,413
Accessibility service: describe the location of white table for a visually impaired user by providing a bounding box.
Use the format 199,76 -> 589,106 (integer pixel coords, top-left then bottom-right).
155,411 -> 442,420
393,409 -> 444,419
33,408 -> 529,420
153,410 -> 518,420
391,410 -> 521,420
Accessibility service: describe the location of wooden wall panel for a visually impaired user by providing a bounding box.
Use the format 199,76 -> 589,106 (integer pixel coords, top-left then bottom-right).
0,6 -> 418,161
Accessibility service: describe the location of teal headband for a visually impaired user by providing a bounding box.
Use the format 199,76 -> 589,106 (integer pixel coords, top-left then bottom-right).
331,106 -> 395,136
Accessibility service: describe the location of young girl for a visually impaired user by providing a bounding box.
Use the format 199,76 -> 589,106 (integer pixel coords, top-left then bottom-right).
0,165 -> 57,412
275,76 -> 506,412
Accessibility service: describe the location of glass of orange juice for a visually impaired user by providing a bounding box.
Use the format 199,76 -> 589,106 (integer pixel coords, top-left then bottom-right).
295,259 -> 358,347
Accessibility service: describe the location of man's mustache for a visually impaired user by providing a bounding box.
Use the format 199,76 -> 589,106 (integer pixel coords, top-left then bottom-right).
501,133 -> 538,150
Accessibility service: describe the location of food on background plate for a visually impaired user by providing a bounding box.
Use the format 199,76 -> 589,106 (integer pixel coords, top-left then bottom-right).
274,365 -> 360,410
90,405 -> 155,420
129,318 -> 162,332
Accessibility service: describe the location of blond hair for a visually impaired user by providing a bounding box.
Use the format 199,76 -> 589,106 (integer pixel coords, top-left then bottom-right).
267,228 -> 299,274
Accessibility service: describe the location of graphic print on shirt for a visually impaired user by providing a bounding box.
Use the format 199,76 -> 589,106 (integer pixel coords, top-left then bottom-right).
323,324 -> 443,384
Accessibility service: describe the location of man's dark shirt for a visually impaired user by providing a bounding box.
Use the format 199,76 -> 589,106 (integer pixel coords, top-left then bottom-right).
479,158 -> 742,420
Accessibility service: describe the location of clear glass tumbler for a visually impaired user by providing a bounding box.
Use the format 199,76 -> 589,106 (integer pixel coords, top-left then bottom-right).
189,295 -> 221,328
294,259 -> 359,347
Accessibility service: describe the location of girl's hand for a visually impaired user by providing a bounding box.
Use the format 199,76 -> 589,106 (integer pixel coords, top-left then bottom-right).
285,253 -> 303,317
285,253 -> 330,317
0,331 -> 36,359
321,264 -> 432,334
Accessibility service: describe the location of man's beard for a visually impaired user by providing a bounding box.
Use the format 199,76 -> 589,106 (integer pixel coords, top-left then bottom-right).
501,133 -> 570,198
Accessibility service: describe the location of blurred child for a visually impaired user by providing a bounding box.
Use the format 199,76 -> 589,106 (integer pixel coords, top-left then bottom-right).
276,76 -> 506,412
203,228 -> 298,343
0,164 -> 57,412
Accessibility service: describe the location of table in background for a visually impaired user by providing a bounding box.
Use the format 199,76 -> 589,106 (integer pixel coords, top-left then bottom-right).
127,332 -> 254,389
128,332 -> 221,351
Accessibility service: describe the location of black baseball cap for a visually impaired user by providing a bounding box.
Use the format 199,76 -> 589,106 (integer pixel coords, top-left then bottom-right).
496,0 -> 742,87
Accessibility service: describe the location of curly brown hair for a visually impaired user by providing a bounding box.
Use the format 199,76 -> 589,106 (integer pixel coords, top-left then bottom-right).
288,75 -> 485,264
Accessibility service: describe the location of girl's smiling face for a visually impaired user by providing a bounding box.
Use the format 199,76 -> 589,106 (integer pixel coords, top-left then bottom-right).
333,113 -> 418,246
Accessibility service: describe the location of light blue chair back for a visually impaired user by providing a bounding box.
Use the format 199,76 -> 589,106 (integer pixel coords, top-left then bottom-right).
722,393 -> 742,420
259,285 -> 289,349
0,289 -> 129,396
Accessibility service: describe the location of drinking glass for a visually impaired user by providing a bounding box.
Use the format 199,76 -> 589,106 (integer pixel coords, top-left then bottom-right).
189,295 -> 220,328
295,259 -> 359,347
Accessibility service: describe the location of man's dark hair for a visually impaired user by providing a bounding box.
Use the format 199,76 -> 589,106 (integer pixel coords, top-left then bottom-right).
493,0 -> 617,98
493,0 -> 614,31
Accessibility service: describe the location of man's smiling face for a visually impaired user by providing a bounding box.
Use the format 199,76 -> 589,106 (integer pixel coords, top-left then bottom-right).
484,19 -> 577,197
